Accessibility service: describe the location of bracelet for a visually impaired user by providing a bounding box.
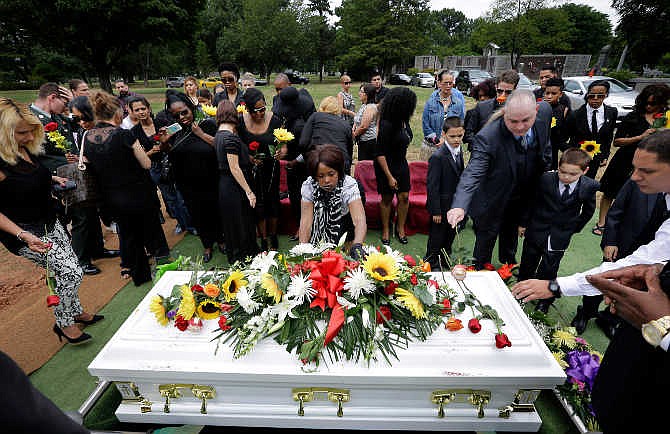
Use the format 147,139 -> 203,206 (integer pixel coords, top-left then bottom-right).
16,230 -> 28,242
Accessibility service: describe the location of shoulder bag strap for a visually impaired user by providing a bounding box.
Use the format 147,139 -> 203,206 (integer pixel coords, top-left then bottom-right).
77,130 -> 87,171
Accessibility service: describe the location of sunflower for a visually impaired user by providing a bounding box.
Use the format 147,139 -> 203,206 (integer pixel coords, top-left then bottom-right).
363,252 -> 400,281
395,288 -> 426,319
261,273 -> 283,303
552,330 -> 576,349
196,300 -> 222,320
222,271 -> 247,301
579,140 -> 601,158
150,295 -> 169,326
177,285 -> 196,320
552,352 -> 568,369
201,104 -> 217,116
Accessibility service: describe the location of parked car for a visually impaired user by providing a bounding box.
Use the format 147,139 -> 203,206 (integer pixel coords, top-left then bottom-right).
199,77 -> 223,89
562,76 -> 638,119
284,70 -> 309,85
411,72 -> 435,88
238,77 -> 268,86
165,76 -> 185,88
517,73 -> 539,91
454,69 -> 493,92
389,73 -> 412,85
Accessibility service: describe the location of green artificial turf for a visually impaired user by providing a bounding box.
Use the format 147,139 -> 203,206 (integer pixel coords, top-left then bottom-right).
30,215 -> 607,433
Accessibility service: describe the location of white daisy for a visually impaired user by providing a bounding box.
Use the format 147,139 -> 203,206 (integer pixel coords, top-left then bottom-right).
383,245 -> 405,265
286,273 -> 316,304
236,285 -> 261,314
289,243 -> 318,256
249,251 -> 278,274
343,268 -> 376,300
362,244 -> 378,256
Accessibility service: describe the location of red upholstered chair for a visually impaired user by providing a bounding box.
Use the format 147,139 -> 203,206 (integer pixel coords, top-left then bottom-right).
353,160 -> 395,230
278,160 -> 298,235
405,161 -> 430,235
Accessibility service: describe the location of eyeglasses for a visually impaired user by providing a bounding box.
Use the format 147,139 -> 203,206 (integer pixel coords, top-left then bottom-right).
496,88 -> 513,95
343,82 -> 351,85
221,77 -> 236,83
587,93 -> 606,100
174,109 -> 190,117
441,81 -> 454,85
251,105 -> 266,113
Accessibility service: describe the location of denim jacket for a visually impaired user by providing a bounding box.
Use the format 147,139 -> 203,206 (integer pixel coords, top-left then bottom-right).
422,89 -> 466,140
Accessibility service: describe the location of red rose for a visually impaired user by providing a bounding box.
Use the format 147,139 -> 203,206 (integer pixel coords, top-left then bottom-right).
46,295 -> 60,307
239,101 -> 246,106
249,141 -> 260,152
483,263 -> 496,271
410,274 -> 418,286
44,121 -> 58,132
466,265 -> 476,271
191,284 -> 204,292
440,298 -> 452,315
537,98 -> 543,103
468,318 -> 482,333
495,332 -> 512,348
376,305 -> 392,324
403,255 -> 416,267
218,315 -> 231,331
384,281 -> 398,295
152,134 -> 161,142
174,315 -> 189,331
654,113 -> 664,119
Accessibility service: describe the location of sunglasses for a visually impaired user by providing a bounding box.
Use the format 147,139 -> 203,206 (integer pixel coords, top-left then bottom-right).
343,82 -> 352,85
587,93 -> 606,99
646,100 -> 661,106
71,115 -> 81,123
496,88 -> 513,95
251,105 -> 266,113
221,77 -> 236,83
174,109 -> 190,117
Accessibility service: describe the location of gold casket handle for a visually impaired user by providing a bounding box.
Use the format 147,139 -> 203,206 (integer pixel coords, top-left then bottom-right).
192,385 -> 216,414
431,389 -> 491,419
292,387 -> 350,417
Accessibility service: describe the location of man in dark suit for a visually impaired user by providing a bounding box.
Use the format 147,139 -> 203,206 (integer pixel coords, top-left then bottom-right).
518,148 -> 599,313
425,117 -> 465,269
533,64 -> 571,107
447,89 -> 553,269
565,80 -> 618,178
464,70 -> 519,146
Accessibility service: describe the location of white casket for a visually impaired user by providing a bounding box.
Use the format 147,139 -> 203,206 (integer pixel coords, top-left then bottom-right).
88,271 -> 565,431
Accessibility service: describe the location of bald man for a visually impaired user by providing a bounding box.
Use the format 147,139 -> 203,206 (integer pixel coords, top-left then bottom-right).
447,90 -> 553,269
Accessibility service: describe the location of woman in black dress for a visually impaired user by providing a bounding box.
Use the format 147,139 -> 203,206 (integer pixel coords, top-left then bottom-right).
596,84 -> 670,231
214,100 -> 259,263
164,92 -> 224,263
84,92 -> 161,286
238,88 -> 287,251
374,87 -> 417,246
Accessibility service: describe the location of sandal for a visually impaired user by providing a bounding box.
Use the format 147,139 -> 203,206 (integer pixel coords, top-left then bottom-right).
592,225 -> 605,236
120,269 -> 131,279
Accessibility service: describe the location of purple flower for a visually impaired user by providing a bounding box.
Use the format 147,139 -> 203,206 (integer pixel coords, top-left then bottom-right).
565,350 -> 600,392
167,310 -> 176,319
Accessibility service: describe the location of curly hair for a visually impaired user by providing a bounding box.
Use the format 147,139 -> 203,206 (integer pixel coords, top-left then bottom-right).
0,98 -> 44,165
378,87 -> 417,125
634,84 -> 670,114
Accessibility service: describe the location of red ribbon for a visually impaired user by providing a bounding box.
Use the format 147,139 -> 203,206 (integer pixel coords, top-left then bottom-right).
305,251 -> 347,345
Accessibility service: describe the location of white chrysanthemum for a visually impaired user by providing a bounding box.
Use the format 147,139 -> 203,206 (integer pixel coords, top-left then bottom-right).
425,281 -> 437,304
362,245 -> 378,256
236,285 -> 261,314
315,241 -> 336,252
337,295 -> 356,309
343,268 -> 376,300
270,298 -> 299,322
383,245 -> 405,265
286,273 -> 316,303
249,251 -> 278,274
289,243 -> 318,256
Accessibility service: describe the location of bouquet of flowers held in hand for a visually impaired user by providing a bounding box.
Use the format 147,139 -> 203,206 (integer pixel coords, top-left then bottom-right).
44,121 -> 72,153
271,128 -> 293,159
548,327 -> 602,432
151,242 -> 456,365
652,110 -> 670,129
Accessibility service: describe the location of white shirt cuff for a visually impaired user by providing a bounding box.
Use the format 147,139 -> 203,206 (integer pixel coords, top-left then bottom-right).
660,332 -> 670,351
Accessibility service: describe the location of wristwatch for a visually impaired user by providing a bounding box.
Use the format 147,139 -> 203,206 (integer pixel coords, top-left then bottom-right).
548,279 -> 562,298
641,315 -> 670,347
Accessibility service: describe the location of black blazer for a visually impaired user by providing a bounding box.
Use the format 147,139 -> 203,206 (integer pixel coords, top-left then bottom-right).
464,98 -> 499,145
451,101 -> 553,219
565,104 -> 617,159
601,179 -> 659,256
522,171 -> 599,251
426,145 -> 464,216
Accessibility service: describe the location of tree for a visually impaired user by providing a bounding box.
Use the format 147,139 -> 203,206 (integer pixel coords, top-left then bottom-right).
303,0 -> 335,82
613,0 -> 669,69
335,0 -> 430,78
560,3 -> 612,56
424,8 -> 475,56
0,0 -> 203,91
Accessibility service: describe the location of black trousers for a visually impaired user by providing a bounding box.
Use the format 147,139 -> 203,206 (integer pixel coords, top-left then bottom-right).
518,238 -> 564,281
179,185 -> 224,250
425,218 -> 456,270
69,204 -> 104,265
472,199 -> 522,269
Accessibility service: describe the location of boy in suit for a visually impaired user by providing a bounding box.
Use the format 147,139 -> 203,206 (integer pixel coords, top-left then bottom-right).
425,117 -> 465,270
517,148 -> 599,313
542,77 -> 570,170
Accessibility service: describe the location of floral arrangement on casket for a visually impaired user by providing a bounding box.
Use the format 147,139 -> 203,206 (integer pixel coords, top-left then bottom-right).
547,327 -> 603,432
150,243 -> 510,365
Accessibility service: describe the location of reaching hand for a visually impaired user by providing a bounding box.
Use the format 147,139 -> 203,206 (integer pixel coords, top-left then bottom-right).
511,279 -> 552,302
446,208 -> 465,228
603,245 -> 618,262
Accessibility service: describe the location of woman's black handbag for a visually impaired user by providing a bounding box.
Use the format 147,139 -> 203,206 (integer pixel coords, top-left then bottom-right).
55,131 -> 99,208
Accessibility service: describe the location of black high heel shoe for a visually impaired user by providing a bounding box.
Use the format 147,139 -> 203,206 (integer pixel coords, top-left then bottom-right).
394,228 -> 408,244
74,314 -> 104,326
53,324 -> 92,345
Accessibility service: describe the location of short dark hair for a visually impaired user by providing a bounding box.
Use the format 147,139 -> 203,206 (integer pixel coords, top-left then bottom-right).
216,100 -> 239,126
242,87 -> 265,108
497,70 -> 520,87
69,79 -> 85,92
560,148 -> 591,170
197,88 -> 212,101
114,79 -> 127,85
584,80 -> 610,102
127,95 -> 151,113
540,64 -> 557,73
38,82 -> 61,99
306,144 -> 345,180
436,70 -> 454,82
218,62 -> 240,80
360,83 -> 377,103
69,96 -> 94,122
442,116 -> 464,133
638,129 -> 670,164
370,70 -> 382,80
545,77 -> 564,90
